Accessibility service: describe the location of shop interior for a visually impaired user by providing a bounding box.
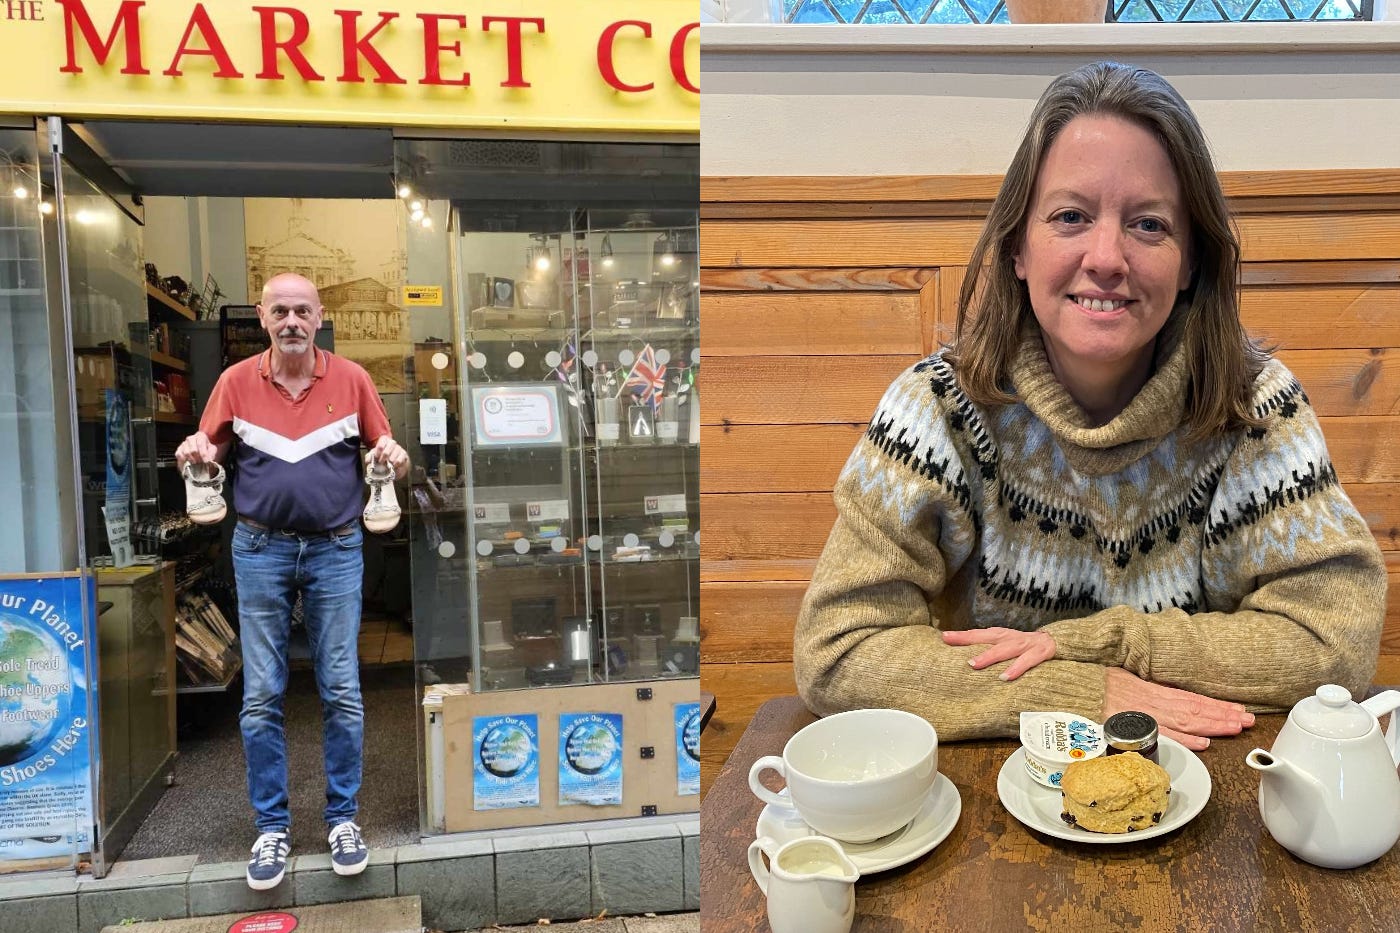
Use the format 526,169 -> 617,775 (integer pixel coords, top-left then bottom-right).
15,119 -> 698,869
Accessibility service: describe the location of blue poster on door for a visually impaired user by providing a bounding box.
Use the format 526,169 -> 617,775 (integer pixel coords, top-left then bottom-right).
103,389 -> 133,568
675,702 -> 700,796
0,573 -> 97,864
472,714 -> 539,810
558,712 -> 623,806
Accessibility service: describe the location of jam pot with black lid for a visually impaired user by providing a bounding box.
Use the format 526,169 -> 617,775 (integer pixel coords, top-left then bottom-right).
1103,711 -> 1159,763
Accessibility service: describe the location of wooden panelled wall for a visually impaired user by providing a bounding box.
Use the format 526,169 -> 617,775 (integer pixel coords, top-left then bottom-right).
698,170 -> 1400,794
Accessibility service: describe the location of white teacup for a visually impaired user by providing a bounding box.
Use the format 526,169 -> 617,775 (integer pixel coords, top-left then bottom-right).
747,835 -> 858,933
748,708 -> 937,843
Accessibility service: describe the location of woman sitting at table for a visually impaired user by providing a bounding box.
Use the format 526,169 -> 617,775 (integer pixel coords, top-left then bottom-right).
793,61 -> 1386,752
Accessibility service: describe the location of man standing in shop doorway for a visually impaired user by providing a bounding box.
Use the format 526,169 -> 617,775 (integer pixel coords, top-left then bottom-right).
175,272 -> 410,890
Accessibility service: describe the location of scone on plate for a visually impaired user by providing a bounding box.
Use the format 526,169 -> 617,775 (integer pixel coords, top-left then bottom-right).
1059,751 -> 1171,834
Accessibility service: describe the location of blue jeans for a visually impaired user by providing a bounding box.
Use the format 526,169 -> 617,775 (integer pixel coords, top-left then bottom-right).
232,520 -> 364,833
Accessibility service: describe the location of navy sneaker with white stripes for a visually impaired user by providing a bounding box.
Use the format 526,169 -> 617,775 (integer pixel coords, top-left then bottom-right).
328,820 -> 368,876
246,830 -> 290,890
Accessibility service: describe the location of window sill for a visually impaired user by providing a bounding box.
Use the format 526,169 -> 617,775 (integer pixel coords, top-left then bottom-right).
700,21 -> 1400,55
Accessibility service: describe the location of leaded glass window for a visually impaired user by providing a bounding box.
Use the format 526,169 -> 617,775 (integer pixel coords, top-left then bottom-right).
782,0 -> 1370,23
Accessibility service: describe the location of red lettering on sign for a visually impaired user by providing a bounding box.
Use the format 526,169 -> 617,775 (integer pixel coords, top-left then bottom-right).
597,20 -> 652,93
164,3 -> 243,78
335,10 -> 406,84
418,13 -> 470,87
228,912 -> 299,933
668,22 -> 698,93
481,15 -> 543,88
57,0 -> 148,75
6,1 -> 44,21
252,6 -> 324,81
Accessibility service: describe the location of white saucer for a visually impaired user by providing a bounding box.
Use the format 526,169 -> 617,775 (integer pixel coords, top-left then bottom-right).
754,773 -> 961,875
997,736 -> 1211,844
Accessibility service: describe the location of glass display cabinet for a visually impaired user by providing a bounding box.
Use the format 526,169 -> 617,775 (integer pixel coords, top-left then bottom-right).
451,214 -> 699,692
398,138 -> 699,834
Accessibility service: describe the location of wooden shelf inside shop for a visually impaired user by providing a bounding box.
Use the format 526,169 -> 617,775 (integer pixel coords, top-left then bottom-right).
148,349 -> 187,371
145,282 -> 195,322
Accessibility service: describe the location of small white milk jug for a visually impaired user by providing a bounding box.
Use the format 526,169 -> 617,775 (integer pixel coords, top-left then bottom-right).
747,834 -> 859,933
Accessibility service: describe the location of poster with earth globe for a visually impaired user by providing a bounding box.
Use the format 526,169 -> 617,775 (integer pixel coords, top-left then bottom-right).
558,712 -> 623,807
675,702 -> 700,797
0,574 -> 96,863
472,714 -> 539,811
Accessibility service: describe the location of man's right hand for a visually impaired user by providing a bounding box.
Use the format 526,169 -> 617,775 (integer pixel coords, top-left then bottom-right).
175,432 -> 218,471
1103,667 -> 1255,752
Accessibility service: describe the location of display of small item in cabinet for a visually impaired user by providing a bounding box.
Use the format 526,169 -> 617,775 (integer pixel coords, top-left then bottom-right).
590,363 -> 623,446
480,618 -> 513,657
600,637 -> 629,677
511,595 -> 558,639
563,615 -> 593,682
668,615 -> 700,676
480,664 -> 527,691
627,403 -> 654,442
633,633 -> 665,676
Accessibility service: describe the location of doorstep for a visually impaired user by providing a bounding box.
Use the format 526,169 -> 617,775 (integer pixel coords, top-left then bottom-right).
0,814 -> 699,933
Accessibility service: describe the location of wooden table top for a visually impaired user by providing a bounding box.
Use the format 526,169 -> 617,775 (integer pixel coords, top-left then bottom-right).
700,696 -> 1400,933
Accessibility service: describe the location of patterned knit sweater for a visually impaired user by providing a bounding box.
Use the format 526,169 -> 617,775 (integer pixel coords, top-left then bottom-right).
794,328 -> 1387,741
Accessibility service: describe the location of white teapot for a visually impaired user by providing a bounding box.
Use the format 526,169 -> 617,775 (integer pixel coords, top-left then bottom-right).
1246,684 -> 1400,869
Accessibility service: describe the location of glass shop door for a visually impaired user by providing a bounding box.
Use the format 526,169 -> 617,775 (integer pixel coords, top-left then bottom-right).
44,116 -> 175,877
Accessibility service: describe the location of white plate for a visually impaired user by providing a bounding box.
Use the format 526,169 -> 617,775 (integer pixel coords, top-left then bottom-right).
997,736 -> 1211,843
754,772 -> 962,875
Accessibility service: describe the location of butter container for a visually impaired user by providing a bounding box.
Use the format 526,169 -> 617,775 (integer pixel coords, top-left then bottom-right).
1019,711 -> 1107,787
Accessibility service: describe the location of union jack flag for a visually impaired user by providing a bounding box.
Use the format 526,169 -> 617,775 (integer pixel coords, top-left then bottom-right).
623,343 -> 667,413
553,335 -> 578,385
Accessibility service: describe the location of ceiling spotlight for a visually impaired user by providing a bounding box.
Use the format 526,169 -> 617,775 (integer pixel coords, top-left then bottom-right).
38,200 -> 53,215
12,186 -> 27,199
528,236 -> 553,275
74,209 -> 94,225
421,216 -> 433,230
396,184 -> 411,198
410,208 -> 425,221
656,232 -> 676,269
409,200 -> 423,212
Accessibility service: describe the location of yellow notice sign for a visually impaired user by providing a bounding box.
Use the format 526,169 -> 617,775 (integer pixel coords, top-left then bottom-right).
403,285 -> 443,307
0,0 -> 699,132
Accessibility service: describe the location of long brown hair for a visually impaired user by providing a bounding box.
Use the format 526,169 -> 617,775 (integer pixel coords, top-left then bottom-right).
945,61 -> 1268,440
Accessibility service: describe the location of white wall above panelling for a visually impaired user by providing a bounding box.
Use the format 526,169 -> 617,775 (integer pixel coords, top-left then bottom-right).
141,197 -> 193,278
700,23 -> 1400,175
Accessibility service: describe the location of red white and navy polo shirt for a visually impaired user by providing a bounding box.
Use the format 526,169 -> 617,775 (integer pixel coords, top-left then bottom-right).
200,348 -> 390,532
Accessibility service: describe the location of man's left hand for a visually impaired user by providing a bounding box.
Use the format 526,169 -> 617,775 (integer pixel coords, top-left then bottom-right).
368,437 -> 410,480
941,627 -> 1057,681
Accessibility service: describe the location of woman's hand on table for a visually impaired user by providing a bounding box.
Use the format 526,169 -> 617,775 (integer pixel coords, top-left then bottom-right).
1104,667 -> 1255,751
941,627 -> 1057,681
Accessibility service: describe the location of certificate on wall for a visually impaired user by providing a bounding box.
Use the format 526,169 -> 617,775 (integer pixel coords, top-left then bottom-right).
471,384 -> 564,448
472,714 -> 540,810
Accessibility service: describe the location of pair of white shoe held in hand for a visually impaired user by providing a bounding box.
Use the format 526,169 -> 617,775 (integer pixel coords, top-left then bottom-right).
182,455 -> 402,533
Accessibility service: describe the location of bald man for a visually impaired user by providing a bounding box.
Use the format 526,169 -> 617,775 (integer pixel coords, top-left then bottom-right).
176,273 -> 408,890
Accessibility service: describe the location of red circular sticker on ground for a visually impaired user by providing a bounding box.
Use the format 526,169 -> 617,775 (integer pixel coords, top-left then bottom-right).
228,913 -> 298,933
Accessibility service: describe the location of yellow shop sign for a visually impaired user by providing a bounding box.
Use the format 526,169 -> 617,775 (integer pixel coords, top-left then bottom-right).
0,0 -> 699,131
402,285 -> 442,306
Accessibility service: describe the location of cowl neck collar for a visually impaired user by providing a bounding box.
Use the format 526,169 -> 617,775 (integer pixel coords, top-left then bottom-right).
1008,321 -> 1189,476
